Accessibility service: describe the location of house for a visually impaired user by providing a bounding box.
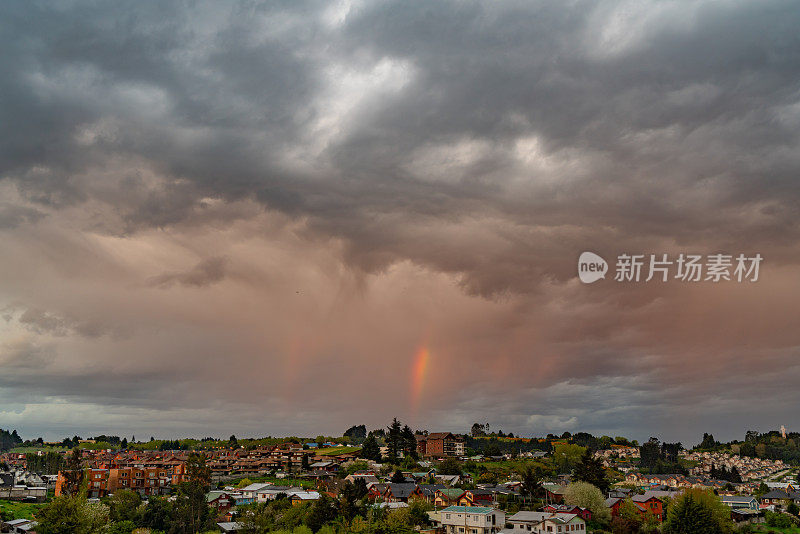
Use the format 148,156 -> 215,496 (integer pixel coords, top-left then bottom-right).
631,493 -> 665,521
238,482 -> 272,504
539,513 -> 587,533
543,504 -> 592,521
722,495 -> 759,511
256,486 -> 301,503
368,483 -> 388,500
384,483 -> 423,503
419,483 -> 447,503
2,519 -> 37,534
542,484 -> 567,504
460,489 -> 494,507
506,511 -> 587,533
289,491 -> 321,505
608,488 -> 634,499
439,506 -> 505,534
760,489 -> 790,509
417,433 -> 465,458
435,488 -> 466,507
507,510 -> 551,531
206,490 -> 235,514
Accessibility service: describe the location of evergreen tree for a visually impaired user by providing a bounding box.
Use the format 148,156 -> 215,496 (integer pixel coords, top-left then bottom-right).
401,425 -> 418,460
360,433 -> 381,461
390,469 -> 406,483
387,418 -> 403,463
662,489 -> 734,534
573,450 -> 609,493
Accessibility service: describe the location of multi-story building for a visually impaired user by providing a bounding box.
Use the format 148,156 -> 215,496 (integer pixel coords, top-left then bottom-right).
438,506 -> 505,534
417,433 -> 465,458
56,463 -> 181,498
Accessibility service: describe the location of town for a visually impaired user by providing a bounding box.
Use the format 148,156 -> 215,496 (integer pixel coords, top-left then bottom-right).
1,423 -> 799,533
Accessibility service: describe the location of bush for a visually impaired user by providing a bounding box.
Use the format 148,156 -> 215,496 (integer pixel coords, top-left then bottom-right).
764,510 -> 795,528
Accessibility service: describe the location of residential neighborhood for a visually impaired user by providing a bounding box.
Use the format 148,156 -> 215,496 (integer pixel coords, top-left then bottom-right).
2,424 -> 800,533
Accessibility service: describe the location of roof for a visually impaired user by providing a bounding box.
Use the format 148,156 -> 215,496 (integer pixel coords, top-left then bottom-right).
546,513 -> 580,524
206,490 -> 230,502
240,482 -> 272,492
543,484 -> 568,495
761,490 -> 790,499
290,491 -> 320,500
509,511 -> 549,522
438,488 -> 466,498
5,519 -> 32,526
722,495 -> 756,503
441,506 -> 495,514
425,432 -> 455,440
217,522 -> 243,532
386,483 -> 419,498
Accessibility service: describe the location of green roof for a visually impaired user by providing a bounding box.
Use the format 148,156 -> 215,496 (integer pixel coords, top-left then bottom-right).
543,484 -> 568,494
441,506 -> 494,514
206,490 -> 228,503
439,488 -> 465,498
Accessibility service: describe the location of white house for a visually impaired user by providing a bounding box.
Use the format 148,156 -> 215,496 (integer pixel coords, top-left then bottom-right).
439,505 -> 505,534
506,511 -> 586,533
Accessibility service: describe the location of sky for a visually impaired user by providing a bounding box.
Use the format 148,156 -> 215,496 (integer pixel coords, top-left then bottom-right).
1,0 -> 799,445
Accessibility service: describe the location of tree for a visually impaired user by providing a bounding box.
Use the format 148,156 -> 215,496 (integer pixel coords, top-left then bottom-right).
109,489 -> 142,523
171,453 -> 213,533
552,443 -> 587,473
61,448 -> 84,497
229,434 -> 239,448
36,496 -> 109,534
140,496 -> 172,532
360,433 -> 381,461
640,438 -> 662,470
698,433 -> 717,450
612,499 -> 643,534
662,489 -> 734,534
344,425 -> 367,440
574,450 -> 610,493
787,501 -> 799,516
387,418 -> 403,463
401,425 -> 418,460
391,469 -> 406,483
438,458 -> 462,476
471,423 -> 486,437
518,464 -> 543,506
564,481 -> 611,523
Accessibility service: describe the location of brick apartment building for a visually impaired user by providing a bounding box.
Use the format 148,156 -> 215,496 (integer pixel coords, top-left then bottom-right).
56,460 -> 187,498
416,433 -> 465,458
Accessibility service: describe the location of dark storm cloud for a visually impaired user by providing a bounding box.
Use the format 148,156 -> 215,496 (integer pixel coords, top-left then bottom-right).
147,256 -> 228,288
0,0 -> 799,441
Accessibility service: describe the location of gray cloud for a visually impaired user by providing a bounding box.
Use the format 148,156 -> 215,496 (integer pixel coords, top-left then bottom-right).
0,0 -> 798,442
147,256 -> 228,289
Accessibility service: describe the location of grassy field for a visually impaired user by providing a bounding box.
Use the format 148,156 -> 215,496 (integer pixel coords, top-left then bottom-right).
0,499 -> 44,520
315,446 -> 360,456
8,446 -> 68,453
752,526 -> 800,533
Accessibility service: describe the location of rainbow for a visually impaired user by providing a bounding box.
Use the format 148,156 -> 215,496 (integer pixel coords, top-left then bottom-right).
410,346 -> 430,419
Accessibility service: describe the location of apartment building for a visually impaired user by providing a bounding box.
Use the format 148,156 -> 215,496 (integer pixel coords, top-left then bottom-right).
417,433 -> 465,458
